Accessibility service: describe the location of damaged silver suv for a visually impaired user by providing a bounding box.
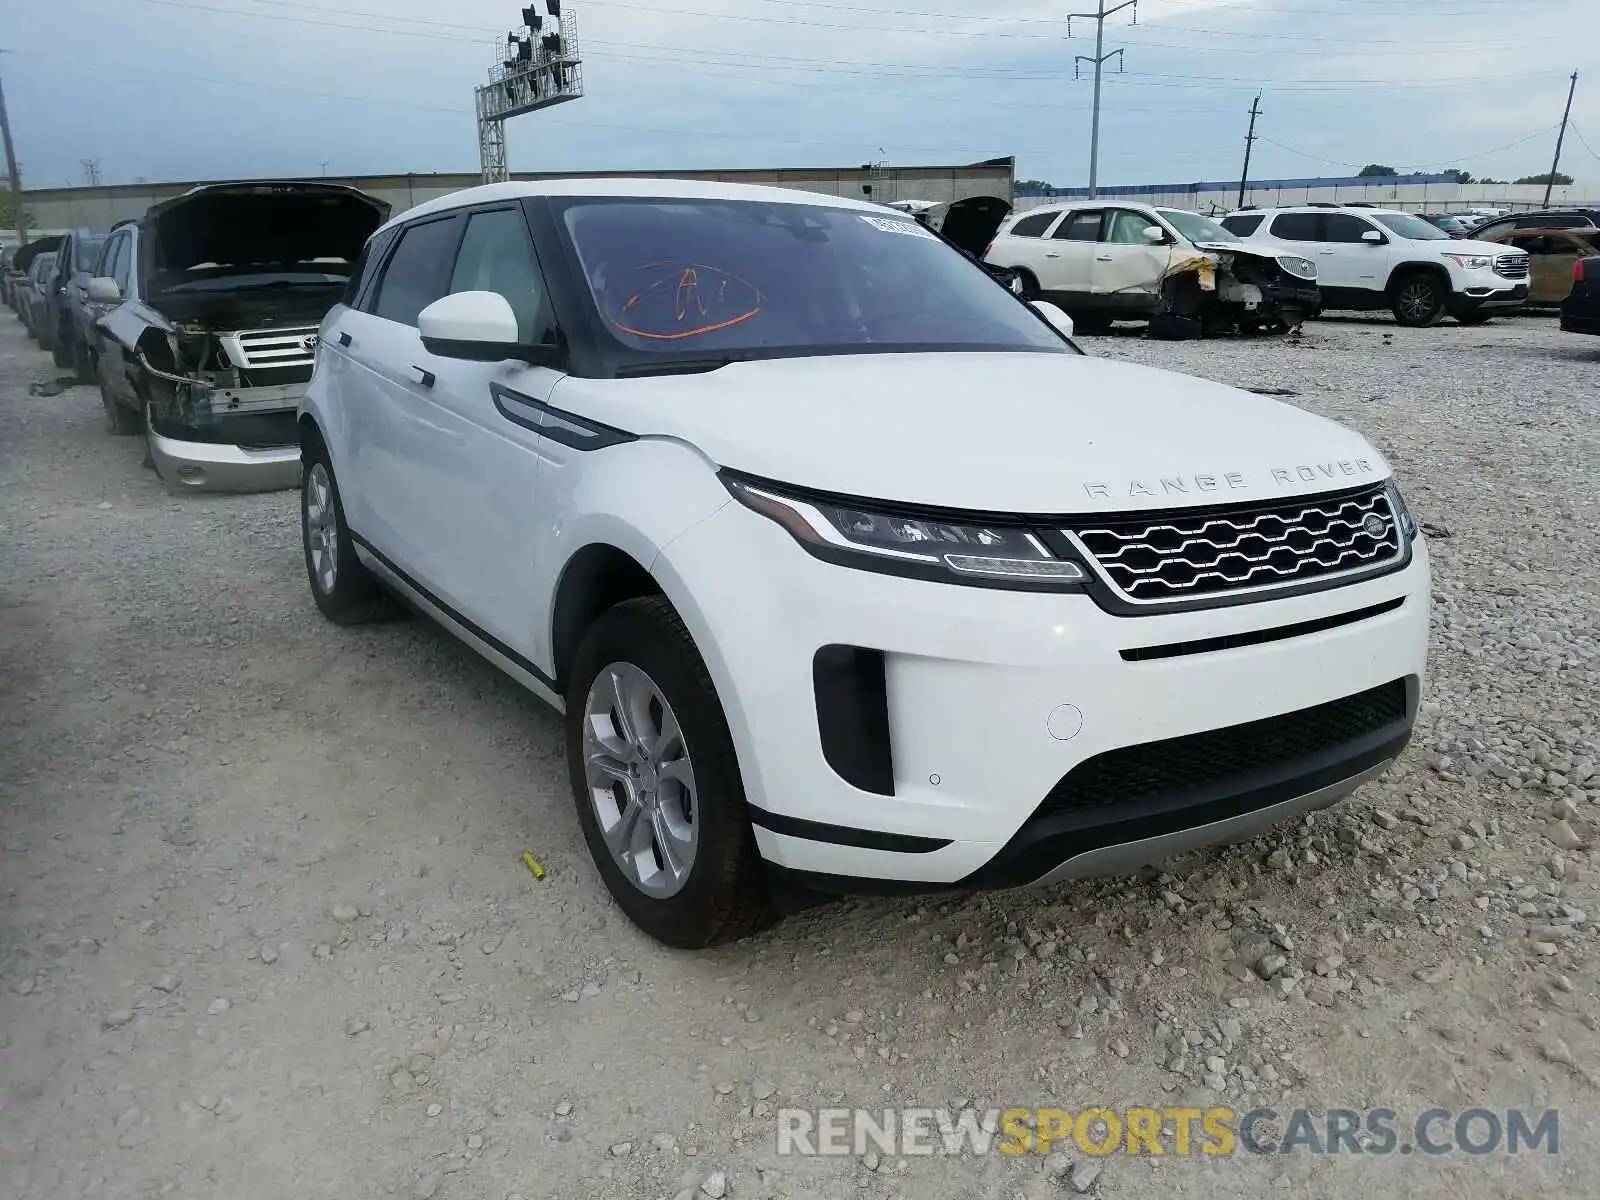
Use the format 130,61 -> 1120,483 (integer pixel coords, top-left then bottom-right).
91,181 -> 390,491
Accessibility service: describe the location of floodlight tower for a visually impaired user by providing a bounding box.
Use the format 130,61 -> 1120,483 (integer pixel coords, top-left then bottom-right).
476,1 -> 584,183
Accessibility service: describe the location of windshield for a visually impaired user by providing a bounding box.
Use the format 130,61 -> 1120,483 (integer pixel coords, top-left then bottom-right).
1157,209 -> 1239,243
556,197 -> 1069,362
1374,213 -> 1450,241
74,237 -> 106,271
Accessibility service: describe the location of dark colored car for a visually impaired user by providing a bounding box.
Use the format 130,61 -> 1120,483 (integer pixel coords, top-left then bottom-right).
1467,208 -> 1600,241
1419,214 -> 1470,238
5,235 -> 64,311
44,229 -> 108,373
1560,256 -> 1600,336
19,251 -> 59,342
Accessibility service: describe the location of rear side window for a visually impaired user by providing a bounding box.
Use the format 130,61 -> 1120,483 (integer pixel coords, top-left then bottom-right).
1008,211 -> 1057,238
371,216 -> 463,327
1221,214 -> 1264,236
1323,214 -> 1378,243
1054,211 -> 1102,241
1269,213 -> 1321,241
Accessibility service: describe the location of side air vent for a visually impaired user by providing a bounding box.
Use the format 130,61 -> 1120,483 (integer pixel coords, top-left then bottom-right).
813,645 -> 894,796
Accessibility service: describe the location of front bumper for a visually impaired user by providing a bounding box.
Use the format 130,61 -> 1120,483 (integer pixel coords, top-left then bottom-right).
147,426 -> 302,492
1453,282 -> 1528,311
660,502 -> 1431,891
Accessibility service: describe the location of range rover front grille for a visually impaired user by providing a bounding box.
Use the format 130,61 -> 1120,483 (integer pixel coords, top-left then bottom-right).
1035,680 -> 1409,819
219,327 -> 319,370
1066,485 -> 1402,603
1494,254 -> 1530,279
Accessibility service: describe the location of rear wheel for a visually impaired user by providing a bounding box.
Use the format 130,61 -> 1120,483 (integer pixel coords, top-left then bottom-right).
566,597 -> 771,948
1390,273 -> 1447,327
300,443 -> 393,624
1013,269 -> 1041,301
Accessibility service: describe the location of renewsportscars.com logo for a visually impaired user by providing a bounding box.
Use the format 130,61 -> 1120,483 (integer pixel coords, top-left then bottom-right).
775,1106 -> 1560,1159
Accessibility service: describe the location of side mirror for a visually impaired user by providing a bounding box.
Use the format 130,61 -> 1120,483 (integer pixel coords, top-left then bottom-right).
1361,230 -> 1385,244
87,276 -> 121,304
1030,300 -> 1075,339
1142,225 -> 1167,243
419,290 -> 558,365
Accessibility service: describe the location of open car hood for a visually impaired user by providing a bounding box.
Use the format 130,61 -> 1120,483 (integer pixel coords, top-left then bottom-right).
10,235 -> 65,273
144,181 -> 390,295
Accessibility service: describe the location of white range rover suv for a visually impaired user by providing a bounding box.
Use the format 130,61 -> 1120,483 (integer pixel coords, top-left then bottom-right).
300,179 -> 1430,948
1220,204 -> 1529,326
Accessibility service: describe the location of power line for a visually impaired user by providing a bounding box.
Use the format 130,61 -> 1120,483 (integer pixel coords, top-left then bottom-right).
1569,123 -> 1600,165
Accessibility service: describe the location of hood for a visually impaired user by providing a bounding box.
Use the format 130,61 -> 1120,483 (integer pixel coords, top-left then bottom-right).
145,181 -> 390,292
553,353 -> 1390,514
1452,238 -> 1523,257
10,235 -> 64,273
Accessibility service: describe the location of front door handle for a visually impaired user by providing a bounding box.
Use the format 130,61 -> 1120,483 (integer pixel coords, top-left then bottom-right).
409,365 -> 436,388
1095,254 -> 1113,261
1045,252 -> 1061,258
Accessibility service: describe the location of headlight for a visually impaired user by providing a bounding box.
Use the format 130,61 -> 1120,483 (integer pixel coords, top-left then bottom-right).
1444,254 -> 1492,270
1384,479 -> 1418,541
1276,254 -> 1317,281
724,475 -> 1089,589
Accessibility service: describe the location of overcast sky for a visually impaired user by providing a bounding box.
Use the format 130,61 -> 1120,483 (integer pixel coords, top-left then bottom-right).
5,0 -> 1598,191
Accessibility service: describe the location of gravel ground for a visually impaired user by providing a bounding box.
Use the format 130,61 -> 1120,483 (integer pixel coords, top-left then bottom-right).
1,311 -> 1597,1200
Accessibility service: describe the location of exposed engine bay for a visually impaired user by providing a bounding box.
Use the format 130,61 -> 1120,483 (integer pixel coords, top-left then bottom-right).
1149,244 -> 1321,339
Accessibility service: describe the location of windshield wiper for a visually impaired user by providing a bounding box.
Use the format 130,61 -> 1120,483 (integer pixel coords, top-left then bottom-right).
614,356 -> 744,378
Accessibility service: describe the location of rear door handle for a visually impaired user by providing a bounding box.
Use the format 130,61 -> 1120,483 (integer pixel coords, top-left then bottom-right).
409,365 -> 435,388
1045,252 -> 1061,258
1095,254 -> 1113,261
337,332 -> 352,347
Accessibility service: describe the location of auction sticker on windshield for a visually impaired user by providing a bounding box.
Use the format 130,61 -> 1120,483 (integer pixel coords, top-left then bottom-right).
858,215 -> 939,239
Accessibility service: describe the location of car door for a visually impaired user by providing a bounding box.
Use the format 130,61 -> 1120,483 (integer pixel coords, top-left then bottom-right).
1090,208 -> 1174,307
1037,208 -> 1102,298
985,208 -> 1062,281
368,203 -> 566,654
1516,232 -> 1585,304
92,231 -> 131,390
331,214 -> 463,556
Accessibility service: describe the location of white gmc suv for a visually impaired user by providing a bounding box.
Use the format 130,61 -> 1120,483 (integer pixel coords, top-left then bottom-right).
300,179 -> 1430,948
1220,204 -> 1529,326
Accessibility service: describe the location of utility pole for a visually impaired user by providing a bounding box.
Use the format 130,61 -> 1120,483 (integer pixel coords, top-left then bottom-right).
1543,69 -> 1578,207
1238,93 -> 1261,209
1069,0 -> 1137,198
80,157 -> 102,186
0,67 -> 27,245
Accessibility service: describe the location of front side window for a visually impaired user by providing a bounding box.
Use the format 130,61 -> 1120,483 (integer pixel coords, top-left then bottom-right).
1372,213 -> 1448,241
1268,213 -> 1321,241
108,234 -> 132,293
371,216 -> 462,327
1322,214 -> 1381,244
448,208 -> 554,343
1104,210 -> 1156,245
556,197 -> 1069,363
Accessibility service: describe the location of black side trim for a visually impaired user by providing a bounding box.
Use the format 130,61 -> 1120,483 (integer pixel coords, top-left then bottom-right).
1120,596 -> 1406,662
489,383 -> 636,449
813,646 -> 895,795
747,803 -> 950,854
349,532 -> 557,689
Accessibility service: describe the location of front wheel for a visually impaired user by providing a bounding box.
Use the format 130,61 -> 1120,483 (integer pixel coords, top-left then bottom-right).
300,445 -> 393,624
1390,274 -> 1447,327
566,597 -> 771,949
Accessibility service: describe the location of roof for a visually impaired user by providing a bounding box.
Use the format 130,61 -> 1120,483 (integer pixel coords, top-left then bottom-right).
380,176 -> 892,233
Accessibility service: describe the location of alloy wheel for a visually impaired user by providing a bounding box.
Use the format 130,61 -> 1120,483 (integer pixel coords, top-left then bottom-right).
1397,280 -> 1437,322
304,463 -> 340,595
582,661 -> 698,899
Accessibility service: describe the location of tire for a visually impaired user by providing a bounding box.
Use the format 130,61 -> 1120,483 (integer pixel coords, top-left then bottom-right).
1013,269 -> 1041,301
1072,313 -> 1114,335
99,369 -> 141,435
566,596 -> 771,949
300,440 -> 393,624
52,325 -> 74,369
74,338 -> 94,382
1389,273 -> 1447,327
